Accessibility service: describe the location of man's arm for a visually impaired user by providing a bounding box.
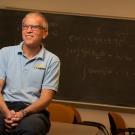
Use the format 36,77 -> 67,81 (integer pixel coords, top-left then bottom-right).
0,79 -> 16,132
6,89 -> 55,128
21,89 -> 55,115
0,79 -> 11,117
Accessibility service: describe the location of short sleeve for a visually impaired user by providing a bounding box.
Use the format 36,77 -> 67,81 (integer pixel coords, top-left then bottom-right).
42,60 -> 60,91
0,49 -> 6,80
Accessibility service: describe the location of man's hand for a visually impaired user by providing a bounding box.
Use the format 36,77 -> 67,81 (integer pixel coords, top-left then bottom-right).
4,110 -> 24,132
4,110 -> 16,132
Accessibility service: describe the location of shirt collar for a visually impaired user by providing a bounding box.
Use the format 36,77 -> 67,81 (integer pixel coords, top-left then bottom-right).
17,41 -> 45,60
36,43 -> 45,60
17,41 -> 23,54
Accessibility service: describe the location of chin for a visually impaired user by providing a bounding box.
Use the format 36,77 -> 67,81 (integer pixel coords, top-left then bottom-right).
24,40 -> 34,46
24,43 -> 34,49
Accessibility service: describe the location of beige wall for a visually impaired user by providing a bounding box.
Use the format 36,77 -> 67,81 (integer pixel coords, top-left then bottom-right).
0,0 -> 135,19
0,0 -> 135,133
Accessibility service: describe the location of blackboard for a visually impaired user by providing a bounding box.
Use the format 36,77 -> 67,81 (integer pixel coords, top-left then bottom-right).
0,9 -> 135,108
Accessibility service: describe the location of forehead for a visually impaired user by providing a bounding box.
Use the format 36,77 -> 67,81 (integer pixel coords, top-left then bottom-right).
23,15 -> 43,25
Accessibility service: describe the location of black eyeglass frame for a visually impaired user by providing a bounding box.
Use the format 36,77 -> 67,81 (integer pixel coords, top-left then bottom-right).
22,24 -> 46,31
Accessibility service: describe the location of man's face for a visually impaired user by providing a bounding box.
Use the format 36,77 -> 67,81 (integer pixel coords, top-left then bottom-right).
22,15 -> 48,48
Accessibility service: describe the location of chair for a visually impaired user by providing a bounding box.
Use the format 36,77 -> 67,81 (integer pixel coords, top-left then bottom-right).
108,112 -> 135,135
48,102 -> 78,123
48,102 -> 109,135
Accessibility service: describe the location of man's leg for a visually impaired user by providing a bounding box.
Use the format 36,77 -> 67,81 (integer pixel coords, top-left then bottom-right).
13,111 -> 50,135
0,113 -> 7,135
0,102 -> 28,135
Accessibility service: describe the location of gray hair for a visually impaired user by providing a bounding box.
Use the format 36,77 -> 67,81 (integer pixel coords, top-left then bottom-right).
22,12 -> 48,30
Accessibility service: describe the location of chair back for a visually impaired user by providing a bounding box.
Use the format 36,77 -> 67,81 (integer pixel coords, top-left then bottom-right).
108,112 -> 126,135
48,102 -> 81,123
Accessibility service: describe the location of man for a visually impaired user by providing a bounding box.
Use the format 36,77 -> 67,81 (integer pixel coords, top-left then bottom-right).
0,12 -> 60,135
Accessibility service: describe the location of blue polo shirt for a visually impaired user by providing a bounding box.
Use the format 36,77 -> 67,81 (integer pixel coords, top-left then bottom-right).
0,42 -> 60,103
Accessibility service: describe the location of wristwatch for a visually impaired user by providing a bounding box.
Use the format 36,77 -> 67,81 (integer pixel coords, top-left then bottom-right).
21,109 -> 27,117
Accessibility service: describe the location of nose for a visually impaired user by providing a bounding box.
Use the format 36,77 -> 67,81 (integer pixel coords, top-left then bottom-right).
26,26 -> 33,32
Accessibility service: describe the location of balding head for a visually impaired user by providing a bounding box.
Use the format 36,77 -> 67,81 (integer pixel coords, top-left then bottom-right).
22,12 -> 48,31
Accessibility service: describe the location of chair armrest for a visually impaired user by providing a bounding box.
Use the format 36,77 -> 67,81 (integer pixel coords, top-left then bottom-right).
77,121 -> 109,135
128,127 -> 135,132
117,128 -> 135,135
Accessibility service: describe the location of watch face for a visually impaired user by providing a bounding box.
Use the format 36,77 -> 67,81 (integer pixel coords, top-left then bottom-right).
21,109 -> 27,117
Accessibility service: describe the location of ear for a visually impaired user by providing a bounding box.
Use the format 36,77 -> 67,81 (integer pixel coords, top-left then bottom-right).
42,30 -> 48,39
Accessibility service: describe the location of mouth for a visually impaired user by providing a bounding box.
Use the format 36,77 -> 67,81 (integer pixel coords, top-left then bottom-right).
25,35 -> 33,38
24,35 -> 35,41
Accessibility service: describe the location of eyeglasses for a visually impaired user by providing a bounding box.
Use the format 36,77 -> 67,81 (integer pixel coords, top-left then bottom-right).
22,24 -> 45,31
